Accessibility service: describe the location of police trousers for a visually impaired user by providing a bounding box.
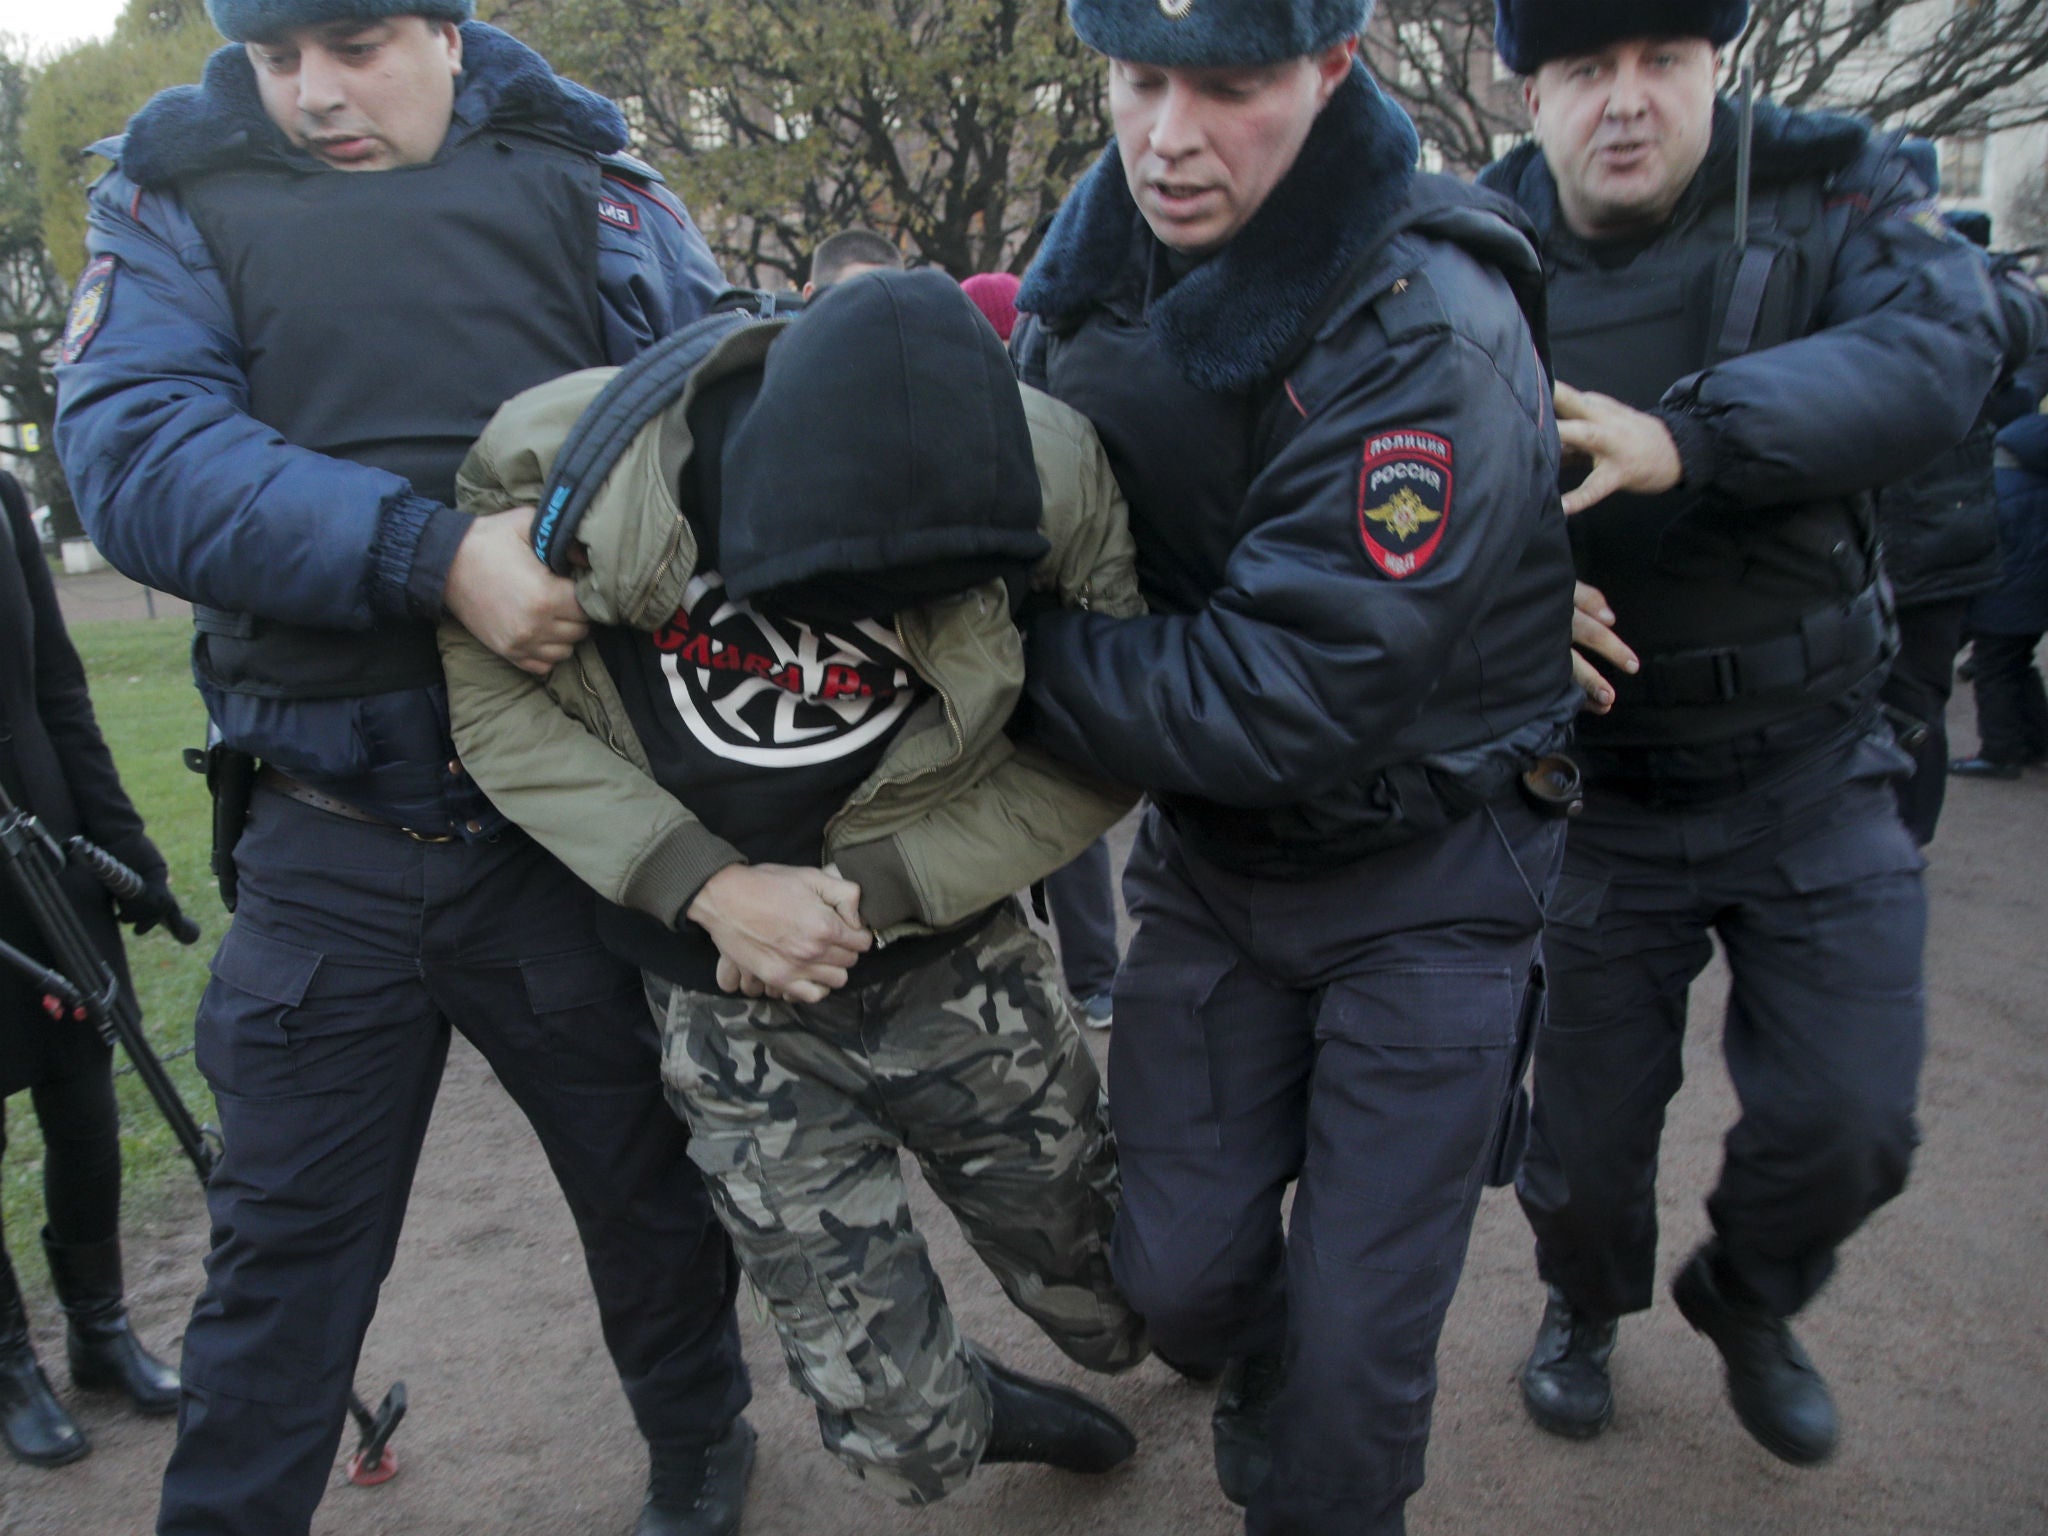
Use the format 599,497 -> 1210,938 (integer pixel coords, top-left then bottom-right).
648,904 -> 1143,1506
1108,799 -> 1560,1536
1518,729 -> 1926,1321
157,789 -> 748,1536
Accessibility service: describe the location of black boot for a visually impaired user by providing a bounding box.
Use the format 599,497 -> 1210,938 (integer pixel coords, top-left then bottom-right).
1211,1350 -> 1283,1507
1948,756 -> 2023,780
42,1230 -> 180,1416
1154,1346 -> 1226,1385
1519,1285 -> 1618,1439
634,1417 -> 755,1536
1,1250 -> 89,1467
1672,1243 -> 1837,1467
978,1350 -> 1136,1474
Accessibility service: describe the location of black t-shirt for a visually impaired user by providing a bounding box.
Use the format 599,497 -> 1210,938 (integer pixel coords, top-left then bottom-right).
595,570 -> 938,988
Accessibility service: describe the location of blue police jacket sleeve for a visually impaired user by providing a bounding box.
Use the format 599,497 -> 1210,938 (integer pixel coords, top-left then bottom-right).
595,170 -> 726,358
1023,303 -> 1559,808
1656,150 -> 2006,511
54,168 -> 449,629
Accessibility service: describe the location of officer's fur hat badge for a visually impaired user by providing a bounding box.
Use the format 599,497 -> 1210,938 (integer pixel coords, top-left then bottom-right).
207,0 -> 473,43
1494,0 -> 1748,76
1068,0 -> 1374,67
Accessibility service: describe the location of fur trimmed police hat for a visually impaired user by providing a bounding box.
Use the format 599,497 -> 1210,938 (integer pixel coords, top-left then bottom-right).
1494,0 -> 1747,75
207,0 -> 473,42
1068,0 -> 1372,68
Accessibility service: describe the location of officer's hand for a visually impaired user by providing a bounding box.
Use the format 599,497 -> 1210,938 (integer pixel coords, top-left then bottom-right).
1554,382 -> 1683,514
444,508 -> 589,677
1570,582 -> 1639,715
687,864 -> 872,1005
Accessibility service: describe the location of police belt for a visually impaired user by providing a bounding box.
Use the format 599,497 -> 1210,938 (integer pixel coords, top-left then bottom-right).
1639,588 -> 1886,708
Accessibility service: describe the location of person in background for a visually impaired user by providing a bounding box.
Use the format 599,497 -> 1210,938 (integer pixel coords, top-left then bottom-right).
961,270 -> 1021,341
1953,409 -> 2048,780
1870,171 -> 2048,841
1,467 -> 191,1468
804,227 -> 904,300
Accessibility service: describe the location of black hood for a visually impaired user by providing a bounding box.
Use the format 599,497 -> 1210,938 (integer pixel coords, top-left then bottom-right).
718,268 -> 1049,620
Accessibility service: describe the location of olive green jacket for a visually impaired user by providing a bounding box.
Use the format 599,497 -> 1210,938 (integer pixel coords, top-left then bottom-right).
439,321 -> 1142,940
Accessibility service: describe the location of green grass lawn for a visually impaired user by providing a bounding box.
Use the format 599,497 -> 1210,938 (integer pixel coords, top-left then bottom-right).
3,618 -> 216,1283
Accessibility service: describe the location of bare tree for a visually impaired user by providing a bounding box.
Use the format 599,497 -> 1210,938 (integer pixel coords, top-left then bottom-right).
0,51 -> 73,533
1730,0 -> 2048,140
1365,0 -> 1519,176
1368,0 -> 2048,176
489,0 -> 1109,288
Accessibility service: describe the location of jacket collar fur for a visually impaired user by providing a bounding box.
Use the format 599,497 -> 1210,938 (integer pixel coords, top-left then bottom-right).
1480,96 -> 1871,246
1018,60 -> 1419,392
117,22 -> 626,188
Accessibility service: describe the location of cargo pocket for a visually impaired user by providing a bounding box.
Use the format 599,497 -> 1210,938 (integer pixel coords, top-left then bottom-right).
519,944 -> 650,1085
1315,963 -> 1520,1213
195,924 -> 323,1098
1775,816 -> 1925,895
1105,954 -> 1235,1152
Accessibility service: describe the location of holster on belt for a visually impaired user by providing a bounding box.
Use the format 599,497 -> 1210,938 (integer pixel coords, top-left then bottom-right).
182,742 -> 258,913
1485,959 -> 1549,1188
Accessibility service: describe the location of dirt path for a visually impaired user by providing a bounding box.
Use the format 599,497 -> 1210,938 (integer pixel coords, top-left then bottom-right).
4,691 -> 2045,1535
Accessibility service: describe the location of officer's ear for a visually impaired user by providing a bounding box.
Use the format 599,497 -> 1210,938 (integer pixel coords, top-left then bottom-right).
438,19 -> 463,77
1311,37 -> 1356,107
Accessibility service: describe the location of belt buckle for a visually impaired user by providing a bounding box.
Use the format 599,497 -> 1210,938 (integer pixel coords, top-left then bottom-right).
399,826 -> 457,845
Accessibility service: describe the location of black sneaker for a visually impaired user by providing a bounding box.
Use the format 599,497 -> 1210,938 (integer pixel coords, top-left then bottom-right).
1519,1286 -> 1617,1440
634,1418 -> 756,1536
1672,1246 -> 1837,1467
1211,1351 -> 1283,1507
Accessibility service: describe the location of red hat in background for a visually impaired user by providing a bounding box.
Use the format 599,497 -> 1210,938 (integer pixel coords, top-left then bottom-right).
960,272 -> 1022,342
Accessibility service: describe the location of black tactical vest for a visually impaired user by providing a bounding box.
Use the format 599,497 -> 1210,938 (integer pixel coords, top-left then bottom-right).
1548,182 -> 1887,752
181,130 -> 608,700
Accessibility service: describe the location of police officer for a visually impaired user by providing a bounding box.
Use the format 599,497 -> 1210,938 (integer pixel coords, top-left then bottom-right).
1872,165 -> 2048,841
1482,0 -> 2004,1467
1011,2 -> 1580,1530
54,5 -> 751,1533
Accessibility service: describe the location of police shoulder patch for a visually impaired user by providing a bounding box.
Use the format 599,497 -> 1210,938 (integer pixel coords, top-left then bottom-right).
1357,429 -> 1451,580
61,256 -> 117,365
597,191 -> 641,234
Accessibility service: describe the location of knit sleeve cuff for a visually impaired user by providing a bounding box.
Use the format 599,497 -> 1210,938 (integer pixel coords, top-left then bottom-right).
833,837 -> 921,932
368,493 -> 469,621
619,819 -> 748,929
1655,406 -> 1720,496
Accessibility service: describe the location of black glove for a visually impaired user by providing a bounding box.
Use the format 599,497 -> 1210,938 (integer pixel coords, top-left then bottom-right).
118,877 -> 201,946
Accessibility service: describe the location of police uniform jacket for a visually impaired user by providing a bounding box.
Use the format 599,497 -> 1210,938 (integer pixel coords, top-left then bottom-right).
438,320 -> 1143,942
54,24 -> 725,834
0,473 -> 159,1095
1011,63 -> 1579,879
1481,101 -> 2006,781
1874,255 -> 2048,607
1975,414 -> 2048,638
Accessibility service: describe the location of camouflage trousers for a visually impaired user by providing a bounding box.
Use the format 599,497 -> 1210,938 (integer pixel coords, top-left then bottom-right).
646,903 -> 1145,1505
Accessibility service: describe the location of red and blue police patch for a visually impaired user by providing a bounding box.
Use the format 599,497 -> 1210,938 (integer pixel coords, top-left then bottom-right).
597,192 -> 641,233
61,256 -> 117,365
1357,429 -> 1452,579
